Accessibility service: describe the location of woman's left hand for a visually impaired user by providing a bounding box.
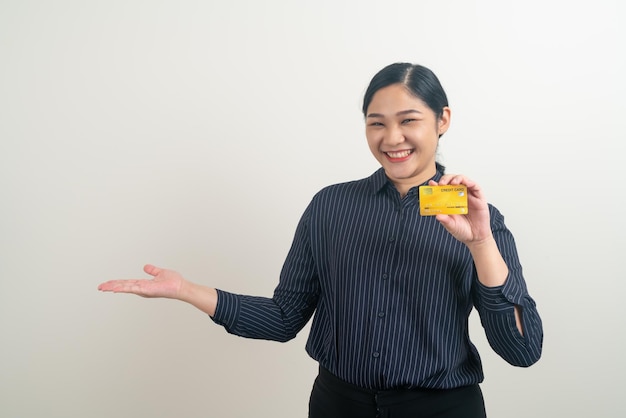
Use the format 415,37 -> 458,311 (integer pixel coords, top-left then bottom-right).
428,174 -> 493,245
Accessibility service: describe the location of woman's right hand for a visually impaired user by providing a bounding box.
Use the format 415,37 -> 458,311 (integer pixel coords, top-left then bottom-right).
98,264 -> 218,316
98,264 -> 184,299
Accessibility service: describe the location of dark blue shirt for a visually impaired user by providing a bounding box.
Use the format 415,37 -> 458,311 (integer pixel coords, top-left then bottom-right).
212,168 -> 543,390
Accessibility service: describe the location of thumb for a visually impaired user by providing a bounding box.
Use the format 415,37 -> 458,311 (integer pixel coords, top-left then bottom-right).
435,214 -> 453,228
143,264 -> 162,277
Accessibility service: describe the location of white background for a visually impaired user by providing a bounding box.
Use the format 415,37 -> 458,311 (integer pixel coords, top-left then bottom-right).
1,1 -> 624,417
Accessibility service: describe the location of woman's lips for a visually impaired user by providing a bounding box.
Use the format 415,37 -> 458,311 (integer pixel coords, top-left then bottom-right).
385,149 -> 413,162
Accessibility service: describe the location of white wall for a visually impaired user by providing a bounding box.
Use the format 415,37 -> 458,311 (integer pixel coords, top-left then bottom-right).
1,1 -> 624,417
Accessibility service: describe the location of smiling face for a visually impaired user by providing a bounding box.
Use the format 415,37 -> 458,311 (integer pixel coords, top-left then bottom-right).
365,83 -> 450,196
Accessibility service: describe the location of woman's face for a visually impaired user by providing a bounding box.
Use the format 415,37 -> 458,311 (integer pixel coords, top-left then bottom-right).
365,83 -> 450,194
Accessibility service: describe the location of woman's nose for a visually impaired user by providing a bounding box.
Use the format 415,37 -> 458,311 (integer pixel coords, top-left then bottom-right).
383,126 -> 404,146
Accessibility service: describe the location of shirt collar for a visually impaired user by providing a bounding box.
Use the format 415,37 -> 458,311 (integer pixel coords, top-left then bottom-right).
368,167 -> 444,195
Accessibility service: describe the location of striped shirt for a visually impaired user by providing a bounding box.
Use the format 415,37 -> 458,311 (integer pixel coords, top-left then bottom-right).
212,168 -> 543,390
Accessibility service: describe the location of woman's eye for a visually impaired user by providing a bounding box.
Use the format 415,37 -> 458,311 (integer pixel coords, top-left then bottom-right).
402,119 -> 416,124
369,122 -> 384,127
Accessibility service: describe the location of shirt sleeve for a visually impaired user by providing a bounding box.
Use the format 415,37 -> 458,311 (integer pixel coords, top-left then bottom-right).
472,205 -> 543,367
211,204 -> 320,342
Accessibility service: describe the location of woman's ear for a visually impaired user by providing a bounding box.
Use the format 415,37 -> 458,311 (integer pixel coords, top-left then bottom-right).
438,106 -> 451,136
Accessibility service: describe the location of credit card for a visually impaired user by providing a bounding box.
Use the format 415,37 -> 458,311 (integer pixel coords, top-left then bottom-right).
419,185 -> 468,216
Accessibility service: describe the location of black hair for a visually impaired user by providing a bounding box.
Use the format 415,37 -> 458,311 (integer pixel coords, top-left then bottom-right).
362,63 -> 449,118
362,63 -> 449,173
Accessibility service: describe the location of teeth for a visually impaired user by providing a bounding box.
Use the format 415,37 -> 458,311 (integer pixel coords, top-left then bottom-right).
386,150 -> 412,158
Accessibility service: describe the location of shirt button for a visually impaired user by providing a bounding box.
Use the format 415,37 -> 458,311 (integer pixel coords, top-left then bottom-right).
382,273 -> 389,280
388,237 -> 395,242
378,312 -> 385,318
372,352 -> 380,358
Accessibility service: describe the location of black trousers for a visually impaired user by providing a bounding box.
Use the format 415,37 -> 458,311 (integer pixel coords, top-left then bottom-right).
309,367 -> 487,418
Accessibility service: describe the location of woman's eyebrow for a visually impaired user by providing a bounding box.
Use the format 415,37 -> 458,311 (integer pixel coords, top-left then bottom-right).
366,109 -> 423,118
397,109 -> 422,116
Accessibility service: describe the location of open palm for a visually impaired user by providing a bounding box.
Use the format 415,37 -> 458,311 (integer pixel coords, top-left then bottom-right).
98,264 -> 184,299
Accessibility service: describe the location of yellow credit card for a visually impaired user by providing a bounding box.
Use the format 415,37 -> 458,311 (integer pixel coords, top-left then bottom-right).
419,185 -> 468,216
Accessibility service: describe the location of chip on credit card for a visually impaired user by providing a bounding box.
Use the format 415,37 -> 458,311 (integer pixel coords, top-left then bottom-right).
419,185 -> 468,216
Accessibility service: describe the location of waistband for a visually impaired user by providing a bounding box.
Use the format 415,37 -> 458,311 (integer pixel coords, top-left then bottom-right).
317,367 -> 471,406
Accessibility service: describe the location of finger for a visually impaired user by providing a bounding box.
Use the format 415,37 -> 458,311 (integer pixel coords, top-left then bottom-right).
436,174 -> 454,185
435,213 -> 453,228
437,174 -> 467,185
463,179 -> 485,200
459,176 -> 478,189
98,279 -> 146,293
447,175 -> 470,186
435,214 -> 468,242
98,280 -> 125,292
143,264 -> 162,277
439,174 -> 476,186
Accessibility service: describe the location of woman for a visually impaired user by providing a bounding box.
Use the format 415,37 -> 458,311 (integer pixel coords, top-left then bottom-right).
99,63 -> 543,418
